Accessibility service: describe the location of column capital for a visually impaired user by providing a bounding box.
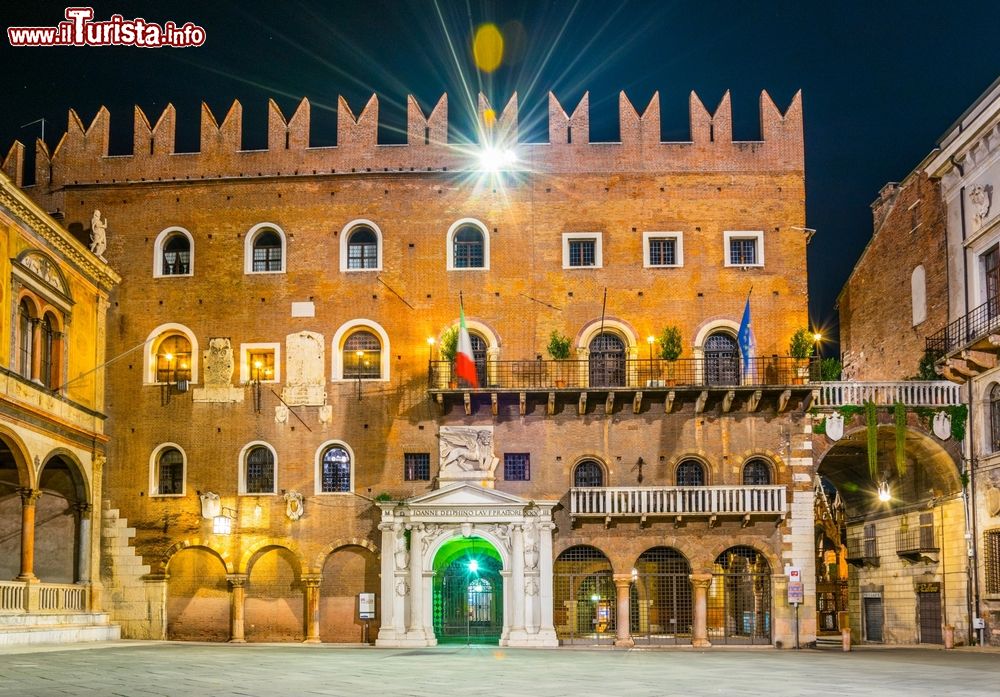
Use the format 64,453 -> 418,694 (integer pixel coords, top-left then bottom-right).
612,573 -> 634,587
17,488 -> 42,504
226,573 -> 248,588
689,573 -> 713,589
74,502 -> 93,516
302,574 -> 323,587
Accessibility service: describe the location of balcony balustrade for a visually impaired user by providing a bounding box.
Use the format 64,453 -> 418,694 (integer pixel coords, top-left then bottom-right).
926,296 -> 1000,356
569,485 -> 786,521
845,536 -> 879,567
896,527 -> 939,562
814,381 -> 961,409
0,580 -> 89,614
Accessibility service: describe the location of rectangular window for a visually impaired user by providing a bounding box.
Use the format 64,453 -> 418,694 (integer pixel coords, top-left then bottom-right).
562,232 -> 603,269
863,523 -> 878,558
252,246 -> 282,272
158,461 -> 184,496
568,239 -> 596,267
504,453 -> 530,481
649,238 -> 676,266
986,529 -> 1000,594
404,453 -> 430,481
247,349 -> 276,382
723,231 -> 765,267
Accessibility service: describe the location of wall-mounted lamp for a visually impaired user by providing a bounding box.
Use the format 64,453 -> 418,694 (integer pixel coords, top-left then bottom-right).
877,480 -> 891,503
213,506 -> 237,535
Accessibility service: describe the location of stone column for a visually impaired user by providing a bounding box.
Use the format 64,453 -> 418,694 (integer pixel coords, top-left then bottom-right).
303,574 -> 322,643
16,488 -> 41,580
376,522 -> 396,642
536,521 -> 558,644
613,574 -> 634,647
88,455 -> 105,611
227,574 -> 248,643
408,524 -> 426,640
509,524 -> 526,640
75,503 -> 92,584
690,573 -> 713,648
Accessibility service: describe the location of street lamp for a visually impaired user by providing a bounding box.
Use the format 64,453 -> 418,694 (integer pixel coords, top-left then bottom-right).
812,332 -> 823,358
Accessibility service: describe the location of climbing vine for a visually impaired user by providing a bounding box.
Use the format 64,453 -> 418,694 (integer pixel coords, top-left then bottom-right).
913,404 -> 969,442
810,404 -> 865,434
894,402 -> 907,477
865,400 -> 878,481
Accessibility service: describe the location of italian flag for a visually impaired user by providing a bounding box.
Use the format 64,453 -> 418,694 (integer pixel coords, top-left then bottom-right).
455,305 -> 479,388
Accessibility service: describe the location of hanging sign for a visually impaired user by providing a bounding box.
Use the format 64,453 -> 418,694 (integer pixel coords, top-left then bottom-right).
787,582 -> 804,605
359,592 -> 376,619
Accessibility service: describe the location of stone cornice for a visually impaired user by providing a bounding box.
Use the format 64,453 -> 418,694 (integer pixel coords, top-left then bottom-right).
0,172 -> 120,291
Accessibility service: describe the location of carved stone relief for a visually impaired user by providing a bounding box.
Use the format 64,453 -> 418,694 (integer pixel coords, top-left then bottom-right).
282,331 -> 326,406
274,405 -> 289,424
90,210 -> 108,259
193,337 -> 244,403
438,425 -> 500,486
199,492 -> 221,519
970,184 -> 993,229
393,524 -> 409,570
284,491 -> 304,521
319,404 -> 333,425
20,252 -> 65,293
523,521 -> 539,570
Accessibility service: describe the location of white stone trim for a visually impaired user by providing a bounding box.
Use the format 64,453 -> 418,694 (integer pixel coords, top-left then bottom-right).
238,440 -> 278,496
577,318 -> 638,354
239,342 -> 281,384
152,226 -> 194,278
692,319 -> 741,361
723,230 -> 765,268
331,318 -> 391,382
446,218 -> 491,271
243,222 -> 287,275
642,231 -> 684,268
143,322 -> 199,385
911,265 -> 927,326
339,218 -> 383,272
149,442 -> 187,497
562,232 -> 603,269
314,439 -> 355,495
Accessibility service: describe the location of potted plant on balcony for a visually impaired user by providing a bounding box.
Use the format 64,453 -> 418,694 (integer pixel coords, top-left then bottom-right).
440,327 -> 459,388
658,326 -> 683,386
547,330 -> 572,388
789,328 -> 813,384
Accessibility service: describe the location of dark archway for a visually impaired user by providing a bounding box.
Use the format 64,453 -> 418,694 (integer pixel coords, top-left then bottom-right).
553,545 -> 616,644
35,455 -> 86,583
166,546 -> 229,641
320,545 -> 381,643
246,546 -> 304,642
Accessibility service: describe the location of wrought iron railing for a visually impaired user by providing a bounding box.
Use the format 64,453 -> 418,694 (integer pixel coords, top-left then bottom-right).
845,536 -> 879,561
926,296 -> 1000,355
815,381 -> 961,408
896,527 -> 938,554
429,356 -> 816,390
569,485 -> 786,517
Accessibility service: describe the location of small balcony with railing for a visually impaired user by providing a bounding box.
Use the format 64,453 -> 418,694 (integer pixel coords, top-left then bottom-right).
813,380 -> 962,410
926,297 -> 1000,384
895,526 -> 939,563
568,484 -> 787,526
845,536 -> 880,567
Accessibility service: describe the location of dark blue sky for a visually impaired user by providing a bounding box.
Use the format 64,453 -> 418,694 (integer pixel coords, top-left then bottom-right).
2,0 -> 999,348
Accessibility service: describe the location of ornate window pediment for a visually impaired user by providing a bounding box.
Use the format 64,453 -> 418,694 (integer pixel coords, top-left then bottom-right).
14,250 -> 72,303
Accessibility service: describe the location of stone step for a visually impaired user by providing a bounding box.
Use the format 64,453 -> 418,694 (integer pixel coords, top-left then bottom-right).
0,612 -> 112,628
0,622 -> 120,647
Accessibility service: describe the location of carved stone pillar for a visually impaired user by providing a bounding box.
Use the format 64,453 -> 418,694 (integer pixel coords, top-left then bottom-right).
227,574 -> 248,643
302,574 -> 322,643
509,524 -> 526,639
407,524 -> 426,640
376,522 -> 396,642
75,503 -> 92,584
690,573 -> 713,648
537,521 -> 558,644
16,488 -> 41,580
613,574 -> 634,647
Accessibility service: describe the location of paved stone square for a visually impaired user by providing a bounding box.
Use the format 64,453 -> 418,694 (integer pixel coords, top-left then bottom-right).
2,643 -> 1000,697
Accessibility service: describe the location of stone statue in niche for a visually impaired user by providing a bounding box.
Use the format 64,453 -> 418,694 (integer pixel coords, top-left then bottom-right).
282,331 -> 326,406
283,491 -> 304,521
90,210 -> 108,258
523,521 -> 539,570
438,425 -> 500,486
393,524 -> 409,570
199,492 -> 221,519
970,184 -> 993,229
192,337 -> 244,403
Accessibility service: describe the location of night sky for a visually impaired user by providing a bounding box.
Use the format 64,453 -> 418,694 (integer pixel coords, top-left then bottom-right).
2,1 -> 999,350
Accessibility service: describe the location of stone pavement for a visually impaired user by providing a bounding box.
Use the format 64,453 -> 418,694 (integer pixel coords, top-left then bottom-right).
1,642 -> 1000,697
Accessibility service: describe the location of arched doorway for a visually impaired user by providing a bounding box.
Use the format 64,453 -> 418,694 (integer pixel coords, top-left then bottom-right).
166,547 -> 229,641
245,546 -> 304,642
588,333 -> 626,387
469,331 -> 488,388
553,545 -> 616,644
432,537 -> 503,644
630,547 -> 692,644
0,439 -> 26,580
704,332 -> 739,386
708,546 -> 771,644
320,545 -> 381,643
35,455 -> 85,583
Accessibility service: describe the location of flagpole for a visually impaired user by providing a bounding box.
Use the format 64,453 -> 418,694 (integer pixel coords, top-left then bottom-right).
599,288 -> 607,337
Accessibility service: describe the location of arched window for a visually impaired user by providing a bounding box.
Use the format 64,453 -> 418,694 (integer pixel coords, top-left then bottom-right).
589,332 -> 626,387
705,332 -> 739,386
742,458 -> 772,485
154,334 -> 192,383
252,230 -> 282,272
162,233 -> 191,276
39,313 -> 60,389
319,444 -> 352,493
990,384 -> 1000,453
453,226 -> 485,269
17,298 -> 35,378
343,330 -> 381,379
244,445 -> 275,494
574,459 -> 604,488
347,226 -> 379,270
676,459 -> 705,486
154,446 -> 185,496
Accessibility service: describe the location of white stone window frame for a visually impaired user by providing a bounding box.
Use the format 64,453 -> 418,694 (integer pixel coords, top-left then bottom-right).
238,440 -> 279,496
331,318 -> 391,382
239,342 -> 282,384
149,443 -> 187,498
243,222 -> 288,275
446,218 -> 491,271
562,232 -> 603,269
152,226 -> 195,278
339,218 -> 384,273
723,230 -> 765,268
143,322 -> 199,385
643,231 -> 684,268
314,439 -> 356,495
969,232 -> 1000,309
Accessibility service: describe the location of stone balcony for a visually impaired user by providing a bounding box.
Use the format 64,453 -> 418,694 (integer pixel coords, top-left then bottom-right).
813,381 -> 961,409
568,485 -> 787,525
926,297 -> 1000,384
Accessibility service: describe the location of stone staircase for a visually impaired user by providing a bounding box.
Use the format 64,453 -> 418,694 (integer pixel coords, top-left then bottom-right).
101,502 -> 164,639
0,610 -> 120,647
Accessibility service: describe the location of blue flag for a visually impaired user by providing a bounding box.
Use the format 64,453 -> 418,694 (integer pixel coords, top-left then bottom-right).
737,295 -> 756,374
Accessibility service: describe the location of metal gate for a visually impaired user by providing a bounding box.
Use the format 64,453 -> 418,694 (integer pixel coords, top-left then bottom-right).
433,557 -> 502,644
630,547 -> 692,644
705,333 -> 740,386
708,546 -> 771,644
918,588 -> 943,644
553,545 -> 617,644
588,333 -> 625,387
863,595 -> 884,642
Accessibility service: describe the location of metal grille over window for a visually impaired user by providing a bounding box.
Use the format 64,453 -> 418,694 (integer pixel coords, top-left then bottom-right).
162,234 -> 191,275
574,459 -> 603,487
321,446 -> 351,492
39,315 -> 55,389
588,332 -> 625,387
155,334 -> 192,383
252,230 -> 282,272
676,459 -> 705,486
18,300 -> 34,378
504,453 -> 530,481
158,447 -> 184,495
708,546 -> 772,644
343,331 -> 381,379
553,545 -> 616,644
568,239 -> 596,267
729,238 -> 757,265
991,384 -> 1000,453
705,332 -> 740,386
245,446 -> 274,494
453,226 -> 484,268
347,227 -> 378,269
742,459 -> 771,485
985,529 -> 1000,594
404,453 -> 430,481
630,547 -> 692,644
649,238 -> 676,266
